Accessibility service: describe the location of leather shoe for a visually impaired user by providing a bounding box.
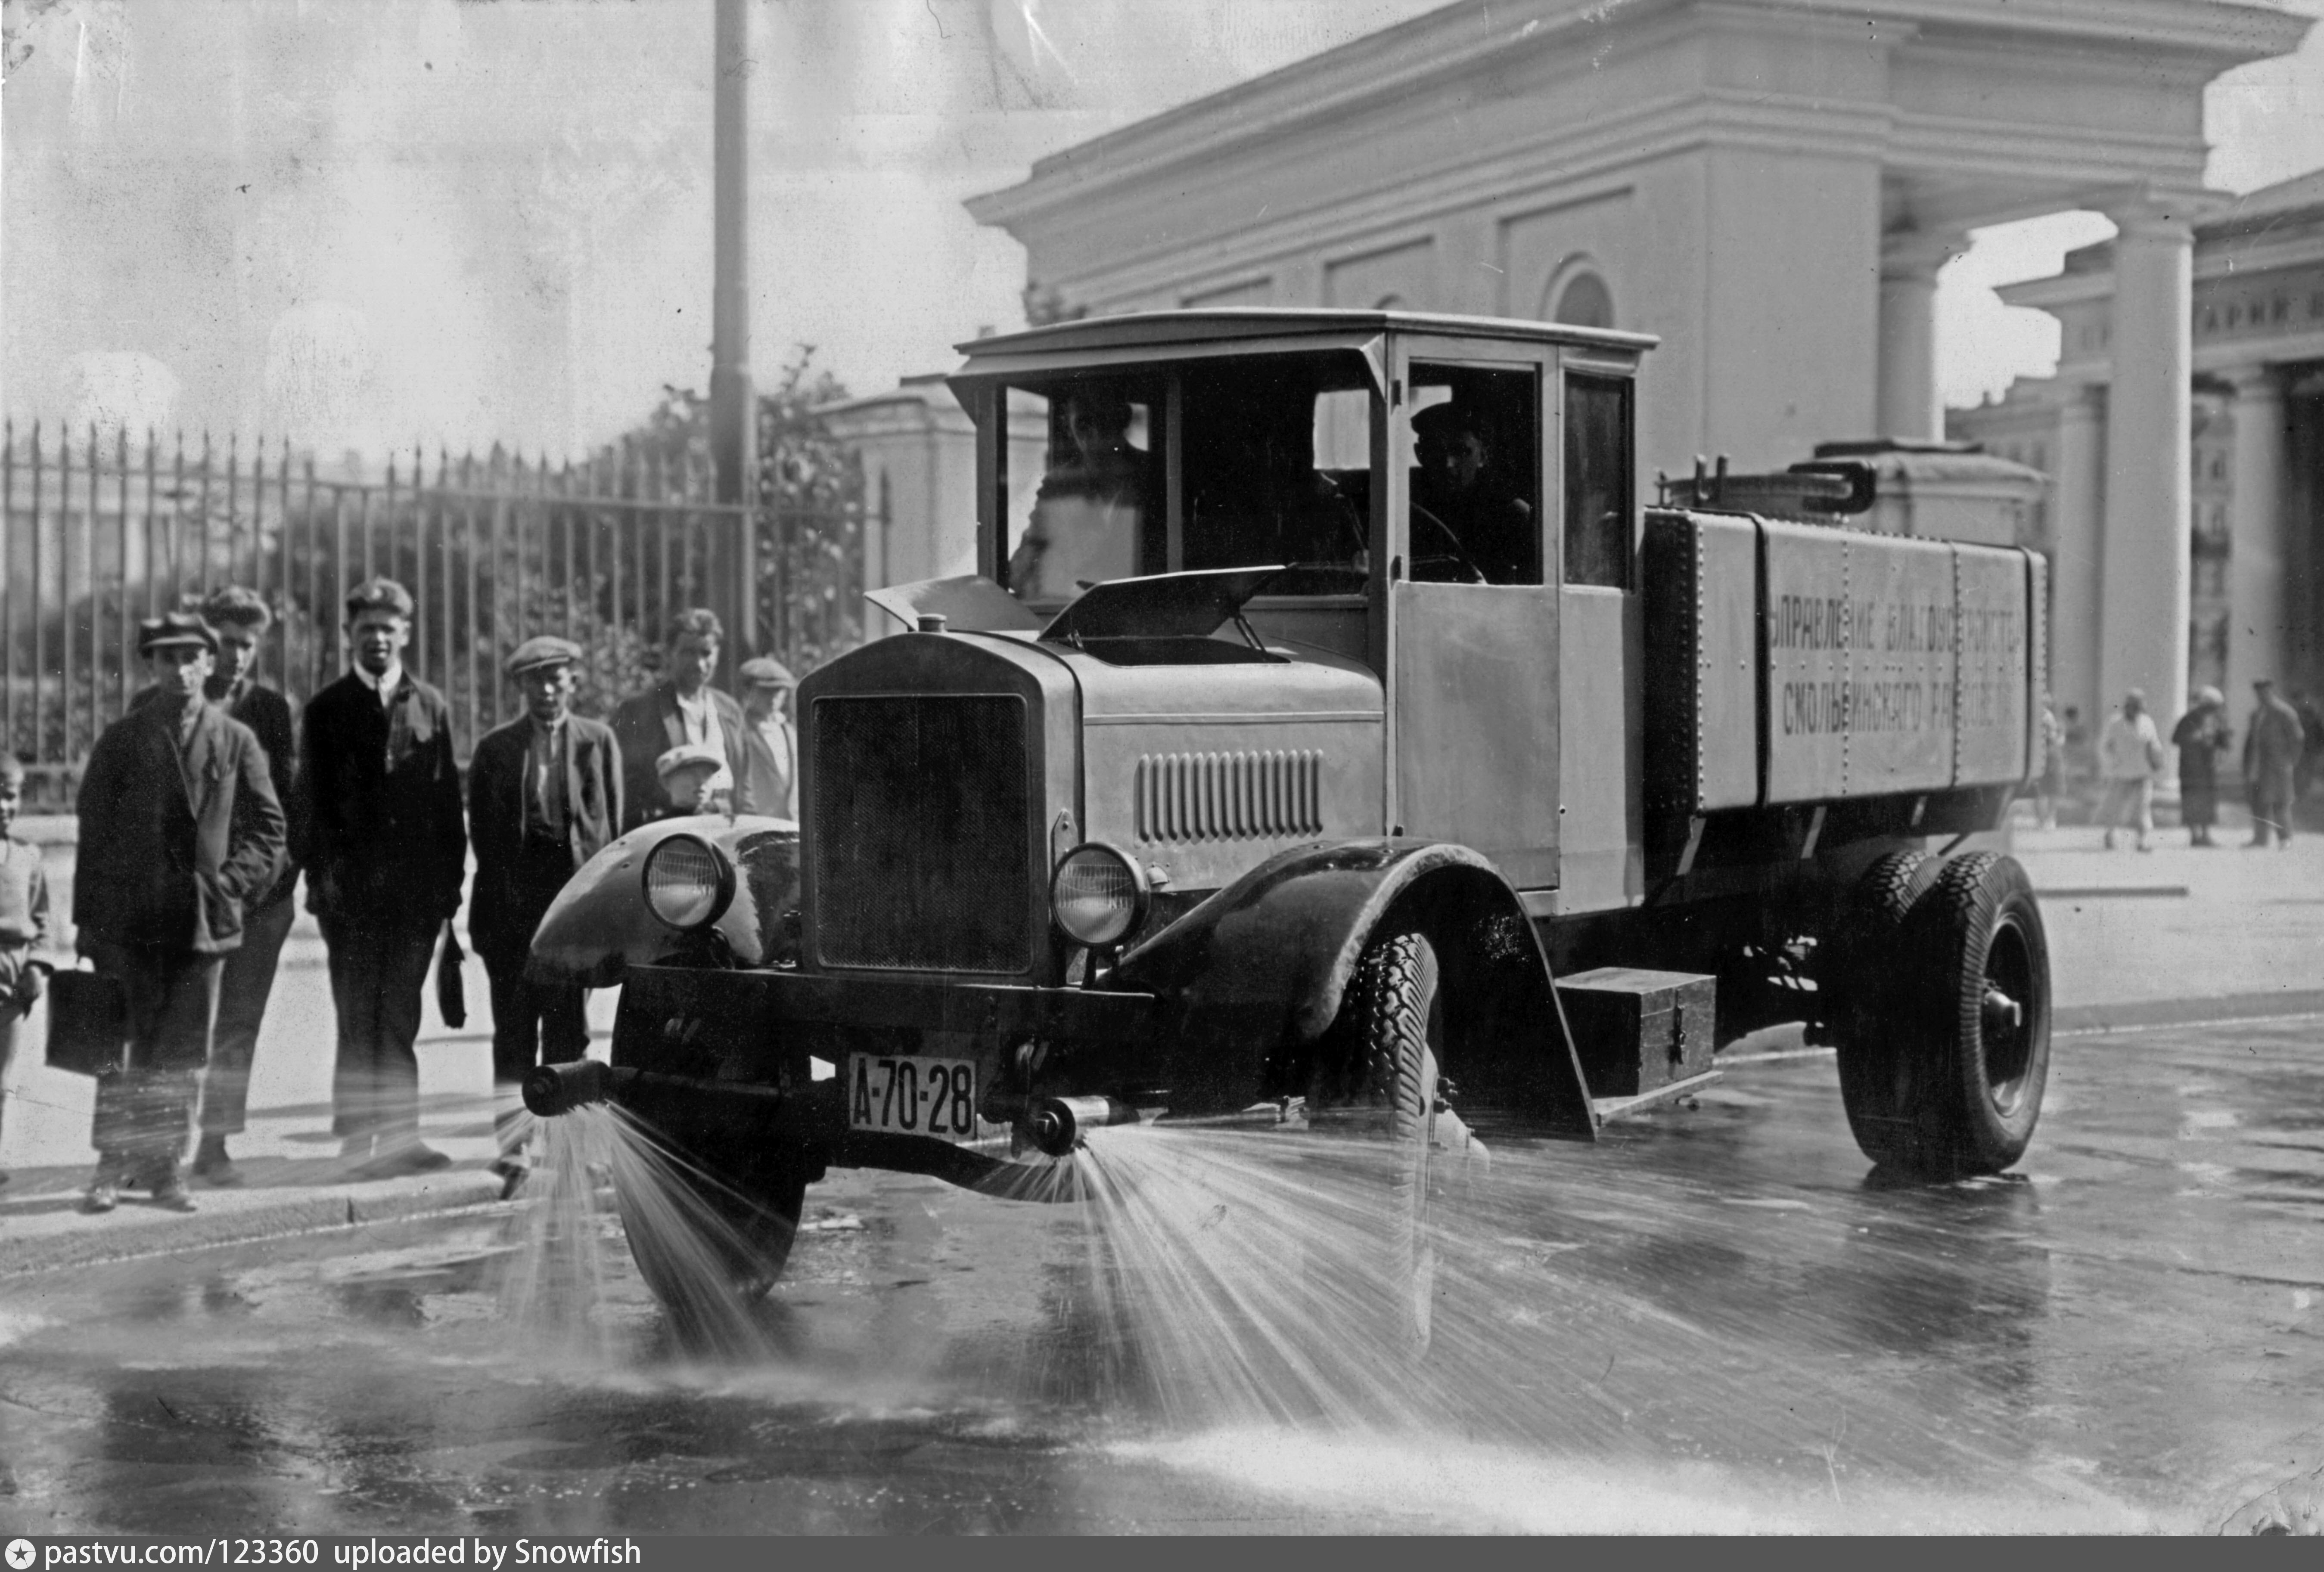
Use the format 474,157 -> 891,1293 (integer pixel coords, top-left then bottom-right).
193,1137 -> 245,1188
151,1173 -> 199,1213
81,1180 -> 119,1214
490,1158 -> 528,1201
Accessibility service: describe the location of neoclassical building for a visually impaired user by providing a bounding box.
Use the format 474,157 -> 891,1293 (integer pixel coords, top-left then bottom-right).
842,0 -> 2308,729
1953,170 -> 2324,726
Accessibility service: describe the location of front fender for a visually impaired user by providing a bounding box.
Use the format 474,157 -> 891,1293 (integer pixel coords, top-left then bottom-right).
1108,837 -> 1596,1133
525,815 -> 798,988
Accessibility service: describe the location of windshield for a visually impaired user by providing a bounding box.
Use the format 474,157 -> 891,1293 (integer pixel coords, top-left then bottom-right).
999,352 -> 1378,603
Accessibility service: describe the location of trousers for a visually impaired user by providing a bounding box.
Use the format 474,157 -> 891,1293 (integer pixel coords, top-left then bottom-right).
2250,764 -> 2299,844
83,939 -> 224,1167
320,914 -> 441,1142
199,892 -> 297,1138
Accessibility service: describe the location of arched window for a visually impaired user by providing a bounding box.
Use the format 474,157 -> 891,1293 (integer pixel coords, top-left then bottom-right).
1550,272 -> 1615,330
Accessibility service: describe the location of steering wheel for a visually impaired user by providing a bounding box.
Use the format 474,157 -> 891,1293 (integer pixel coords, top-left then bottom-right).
1408,503 -> 1488,585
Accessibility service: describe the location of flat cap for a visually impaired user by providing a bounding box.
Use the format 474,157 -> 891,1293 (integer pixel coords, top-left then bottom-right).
739,656 -> 796,689
137,611 -> 217,656
655,742 -> 727,780
505,635 -> 584,677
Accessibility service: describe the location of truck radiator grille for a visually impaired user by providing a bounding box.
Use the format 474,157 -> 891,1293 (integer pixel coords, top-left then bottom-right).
1134,750 -> 1324,843
811,695 -> 1032,972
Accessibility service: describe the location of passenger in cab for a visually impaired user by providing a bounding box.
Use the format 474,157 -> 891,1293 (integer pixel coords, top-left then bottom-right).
1008,388 -> 1152,601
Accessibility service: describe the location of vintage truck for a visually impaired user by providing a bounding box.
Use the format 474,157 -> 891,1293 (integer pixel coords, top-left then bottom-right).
522,308 -> 2051,1311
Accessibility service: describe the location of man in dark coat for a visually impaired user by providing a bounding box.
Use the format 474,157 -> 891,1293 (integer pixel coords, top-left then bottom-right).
469,635 -> 621,1194
188,586 -> 299,1186
297,577 -> 468,1174
2245,677 -> 2306,848
75,612 -> 287,1212
611,608 -> 753,833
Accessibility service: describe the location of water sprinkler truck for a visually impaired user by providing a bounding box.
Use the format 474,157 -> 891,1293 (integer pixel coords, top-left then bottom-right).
524,309 -> 2051,1309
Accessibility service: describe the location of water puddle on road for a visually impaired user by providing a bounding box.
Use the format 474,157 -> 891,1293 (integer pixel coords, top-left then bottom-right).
481,1109 -> 2173,1531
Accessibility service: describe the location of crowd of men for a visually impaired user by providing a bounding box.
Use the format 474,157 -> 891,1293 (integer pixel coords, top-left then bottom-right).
0,578 -> 799,1215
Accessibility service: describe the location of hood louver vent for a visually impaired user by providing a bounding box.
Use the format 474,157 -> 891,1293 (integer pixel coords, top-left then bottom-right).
1134,750 -> 1324,843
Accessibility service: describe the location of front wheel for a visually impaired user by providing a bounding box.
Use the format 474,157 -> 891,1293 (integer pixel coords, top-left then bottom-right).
614,1135 -> 806,1331
1340,924 -> 1446,1353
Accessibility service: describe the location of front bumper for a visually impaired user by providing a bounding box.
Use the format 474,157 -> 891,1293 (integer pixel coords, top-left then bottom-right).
569,964 -> 1167,1191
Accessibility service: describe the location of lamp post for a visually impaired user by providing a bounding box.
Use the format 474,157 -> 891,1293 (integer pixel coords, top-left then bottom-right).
710,0 -> 755,644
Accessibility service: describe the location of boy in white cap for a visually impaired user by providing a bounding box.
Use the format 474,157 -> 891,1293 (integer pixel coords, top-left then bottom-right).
654,741 -> 730,818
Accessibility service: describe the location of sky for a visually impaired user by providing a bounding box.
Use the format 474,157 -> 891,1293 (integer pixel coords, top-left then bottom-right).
5,0 -> 2323,465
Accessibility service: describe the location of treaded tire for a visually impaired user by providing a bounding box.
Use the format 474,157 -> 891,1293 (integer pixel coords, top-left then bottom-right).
1846,853 -> 2051,1176
1834,850 -> 1941,1158
1345,925 -> 1442,1353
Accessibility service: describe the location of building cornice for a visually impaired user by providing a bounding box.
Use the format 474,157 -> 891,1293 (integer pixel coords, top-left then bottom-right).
968,0 -> 2307,235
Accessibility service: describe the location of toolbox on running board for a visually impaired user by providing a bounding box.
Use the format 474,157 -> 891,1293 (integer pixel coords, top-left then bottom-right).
1556,967 -> 1716,1098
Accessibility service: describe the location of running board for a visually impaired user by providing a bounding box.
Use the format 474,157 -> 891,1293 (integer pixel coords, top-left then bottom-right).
1591,1068 -> 1722,1124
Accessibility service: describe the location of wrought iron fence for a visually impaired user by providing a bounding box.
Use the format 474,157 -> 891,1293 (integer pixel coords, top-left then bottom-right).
1,421 -> 866,805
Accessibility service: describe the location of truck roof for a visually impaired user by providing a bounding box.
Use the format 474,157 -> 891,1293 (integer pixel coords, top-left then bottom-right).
952,307 -> 1660,368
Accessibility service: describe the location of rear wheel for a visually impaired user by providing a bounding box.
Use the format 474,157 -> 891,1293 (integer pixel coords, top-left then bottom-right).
1839,853 -> 2051,1175
1833,850 -> 1940,1158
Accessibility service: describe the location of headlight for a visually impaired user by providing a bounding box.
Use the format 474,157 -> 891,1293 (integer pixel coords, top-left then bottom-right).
1050,842 -> 1151,946
642,834 -> 736,931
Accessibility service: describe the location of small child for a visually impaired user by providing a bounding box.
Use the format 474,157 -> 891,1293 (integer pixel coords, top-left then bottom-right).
654,742 -> 731,819
0,754 -> 53,1187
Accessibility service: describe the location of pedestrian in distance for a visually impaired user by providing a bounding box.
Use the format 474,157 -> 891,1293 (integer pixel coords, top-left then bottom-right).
2034,702 -> 2066,831
2244,677 -> 2305,849
186,586 -> 300,1186
297,578 -> 468,1177
735,655 -> 798,821
469,636 -> 621,1197
611,609 -> 754,834
2294,689 -> 2324,806
2170,686 -> 2232,849
2096,689 -> 2163,853
0,754 -> 53,1191
73,612 -> 286,1213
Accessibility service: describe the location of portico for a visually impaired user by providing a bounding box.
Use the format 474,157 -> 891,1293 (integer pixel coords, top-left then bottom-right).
962,0 -> 2308,730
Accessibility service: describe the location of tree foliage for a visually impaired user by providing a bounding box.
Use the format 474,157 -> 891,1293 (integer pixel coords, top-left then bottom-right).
613,346 -> 866,678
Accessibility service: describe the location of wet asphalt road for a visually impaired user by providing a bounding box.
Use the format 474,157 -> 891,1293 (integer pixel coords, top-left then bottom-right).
2,1017 -> 2320,1536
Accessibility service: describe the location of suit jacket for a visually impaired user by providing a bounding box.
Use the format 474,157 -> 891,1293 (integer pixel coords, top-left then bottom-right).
75,698 -> 288,955
739,712 -> 798,820
611,681 -> 755,831
296,671 -> 468,931
134,678 -> 299,906
467,712 -> 622,958
2246,695 -> 2306,779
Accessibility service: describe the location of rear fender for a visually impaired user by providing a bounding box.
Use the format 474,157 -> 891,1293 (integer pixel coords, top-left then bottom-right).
525,815 -> 799,988
1106,838 -> 1596,1134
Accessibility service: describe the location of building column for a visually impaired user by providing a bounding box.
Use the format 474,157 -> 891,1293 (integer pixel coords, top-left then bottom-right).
2049,385 -> 2107,728
1875,229 -> 1962,440
2225,364 -> 2287,695
2097,198 -> 2196,730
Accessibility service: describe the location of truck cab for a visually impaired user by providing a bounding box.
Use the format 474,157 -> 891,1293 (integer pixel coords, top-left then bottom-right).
526,310 -> 2053,1318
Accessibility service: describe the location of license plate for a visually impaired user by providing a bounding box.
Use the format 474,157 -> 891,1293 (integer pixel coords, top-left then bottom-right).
847,1053 -> 978,1141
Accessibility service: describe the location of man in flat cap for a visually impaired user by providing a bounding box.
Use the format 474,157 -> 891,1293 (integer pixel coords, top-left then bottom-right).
187,586 -> 300,1186
73,612 -> 286,1212
469,635 -> 621,1193
612,608 -> 755,833
736,655 -> 798,821
296,577 -> 468,1175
